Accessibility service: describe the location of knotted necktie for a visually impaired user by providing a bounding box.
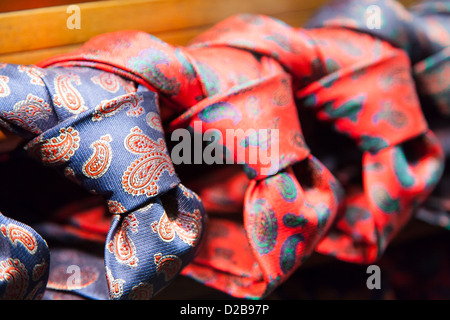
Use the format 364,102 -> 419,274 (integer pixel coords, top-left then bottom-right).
306,0 -> 450,229
178,12 -> 444,265
4,8 -> 444,298
36,22 -> 342,298
0,64 -> 206,299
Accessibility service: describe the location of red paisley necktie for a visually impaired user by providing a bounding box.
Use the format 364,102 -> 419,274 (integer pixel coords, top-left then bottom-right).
306,0 -> 450,230
18,10 -> 444,299
185,14 -> 444,263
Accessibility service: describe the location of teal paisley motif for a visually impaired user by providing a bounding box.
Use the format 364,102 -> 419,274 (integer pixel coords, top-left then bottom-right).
360,135 -> 389,153
334,38 -> 363,56
267,172 -> 297,202
371,185 -> 401,214
322,95 -> 365,123
265,33 -> 297,53
243,164 -> 258,179
373,101 -> 408,128
279,234 -> 304,274
313,202 -> 331,230
344,206 -> 371,227
127,48 -> 180,96
325,58 -> 340,73
198,102 -> 241,124
301,94 -> 317,108
282,213 -> 307,228
248,199 -> 278,255
240,129 -> 275,151
245,96 -> 261,117
425,158 -> 445,189
174,48 -> 196,81
196,61 -> 221,96
392,148 -> 415,188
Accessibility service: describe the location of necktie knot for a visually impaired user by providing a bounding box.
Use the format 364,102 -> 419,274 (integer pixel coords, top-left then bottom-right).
0,64 -> 207,299
297,49 -> 429,153
169,71 -> 310,180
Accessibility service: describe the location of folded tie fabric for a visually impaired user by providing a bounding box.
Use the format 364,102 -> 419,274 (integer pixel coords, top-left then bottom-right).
0,212 -> 50,299
306,0 -> 449,116
0,0 -> 447,299
0,64 -> 207,299
28,5 -> 445,298
306,0 -> 450,229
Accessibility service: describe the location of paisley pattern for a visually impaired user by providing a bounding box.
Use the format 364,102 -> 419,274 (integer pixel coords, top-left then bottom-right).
105,266 -> 125,300
0,94 -> 52,134
0,75 -> 10,97
371,185 -> 401,214
151,209 -> 202,246
91,71 -> 121,93
53,73 -> 88,114
124,126 -> 166,153
122,126 -> 175,197
247,199 -> 278,255
322,95 -> 365,123
107,214 -> 139,268
279,234 -> 304,274
198,101 -> 242,124
0,258 -> 29,299
392,148 -> 415,188
127,48 -> 181,96
154,253 -> 182,282
129,282 -> 153,300
0,0 -> 445,302
18,65 -> 46,86
269,172 -> 297,202
28,127 -> 80,165
373,101 -> 408,128
1,223 -> 38,255
92,92 -> 144,121
107,200 -> 127,214
0,64 -> 205,301
82,134 -> 113,179
122,152 -> 175,197
146,111 -> 164,132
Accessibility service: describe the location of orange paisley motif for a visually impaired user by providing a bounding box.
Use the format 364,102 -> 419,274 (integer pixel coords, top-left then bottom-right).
107,214 -> 139,268
53,73 -> 88,114
92,93 -> 144,121
154,253 -> 182,282
151,209 -> 202,246
82,134 -> 113,179
28,127 -> 80,165
1,223 -> 38,254
0,258 -> 29,299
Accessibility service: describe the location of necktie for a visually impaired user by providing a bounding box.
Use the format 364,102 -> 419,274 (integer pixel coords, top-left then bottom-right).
0,212 -> 49,299
0,63 -> 207,299
180,12 -> 444,265
36,23 -> 342,298
306,0 -> 450,229
34,10 -> 444,298
1,5 -> 444,298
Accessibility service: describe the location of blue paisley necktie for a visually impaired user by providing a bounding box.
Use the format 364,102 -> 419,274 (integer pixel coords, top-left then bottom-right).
0,63 -> 207,299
